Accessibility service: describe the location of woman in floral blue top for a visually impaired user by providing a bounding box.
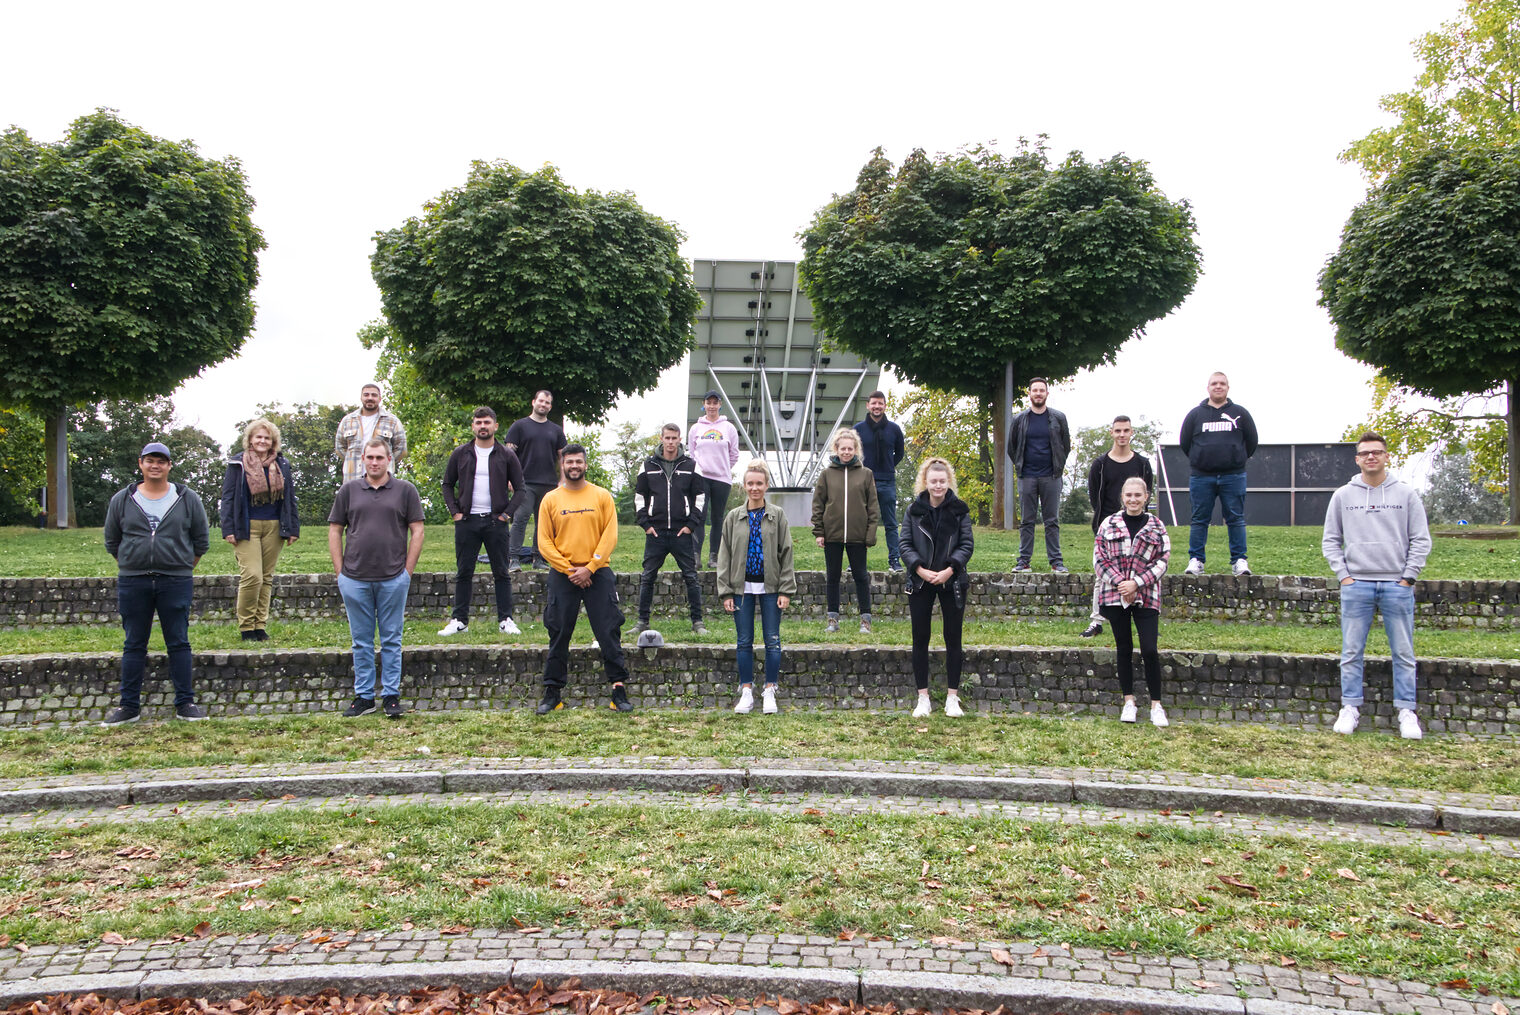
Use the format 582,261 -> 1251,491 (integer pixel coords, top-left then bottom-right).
716,461 -> 797,714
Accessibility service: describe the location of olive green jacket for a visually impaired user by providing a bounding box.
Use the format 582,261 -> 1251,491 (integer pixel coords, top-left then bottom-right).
716,501 -> 798,598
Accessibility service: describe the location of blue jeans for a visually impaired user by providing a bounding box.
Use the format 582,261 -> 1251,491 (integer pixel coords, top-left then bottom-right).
338,571 -> 411,699
1188,471 -> 1247,564
117,574 -> 195,710
1338,579 -> 1417,710
876,480 -> 901,565
734,592 -> 782,687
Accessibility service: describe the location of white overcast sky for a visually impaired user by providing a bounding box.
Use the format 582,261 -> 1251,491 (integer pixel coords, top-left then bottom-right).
2,0 -> 1446,451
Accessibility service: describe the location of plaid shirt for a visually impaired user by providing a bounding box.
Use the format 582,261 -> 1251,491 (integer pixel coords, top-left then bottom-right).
334,410 -> 408,485
1093,511 -> 1170,611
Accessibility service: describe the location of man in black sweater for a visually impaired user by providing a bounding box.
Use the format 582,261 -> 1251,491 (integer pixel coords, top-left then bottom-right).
1179,372 -> 1258,576
1082,416 -> 1154,638
439,407 -> 526,637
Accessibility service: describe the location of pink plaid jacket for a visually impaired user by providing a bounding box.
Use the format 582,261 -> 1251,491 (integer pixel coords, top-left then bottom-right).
1094,511 -> 1170,611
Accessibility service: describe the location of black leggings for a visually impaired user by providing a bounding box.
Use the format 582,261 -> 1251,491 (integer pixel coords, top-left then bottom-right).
1099,604 -> 1161,700
823,542 -> 871,615
909,583 -> 964,690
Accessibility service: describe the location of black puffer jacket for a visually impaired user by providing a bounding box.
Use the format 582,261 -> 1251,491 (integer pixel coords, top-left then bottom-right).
899,490 -> 974,602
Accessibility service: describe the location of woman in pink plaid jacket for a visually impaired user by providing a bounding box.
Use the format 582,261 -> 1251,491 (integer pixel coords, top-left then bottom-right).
1094,477 -> 1171,727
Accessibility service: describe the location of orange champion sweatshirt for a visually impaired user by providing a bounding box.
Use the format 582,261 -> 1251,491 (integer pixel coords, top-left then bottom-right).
538,483 -> 619,573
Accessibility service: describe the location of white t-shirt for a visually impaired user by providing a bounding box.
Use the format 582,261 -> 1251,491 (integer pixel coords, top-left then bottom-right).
471,445 -> 493,514
133,486 -> 180,532
359,413 -> 379,446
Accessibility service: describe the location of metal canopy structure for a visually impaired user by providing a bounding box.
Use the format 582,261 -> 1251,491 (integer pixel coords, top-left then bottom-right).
689,259 -> 881,487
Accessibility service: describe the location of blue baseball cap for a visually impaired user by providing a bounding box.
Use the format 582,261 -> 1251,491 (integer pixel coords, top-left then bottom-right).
139,442 -> 172,460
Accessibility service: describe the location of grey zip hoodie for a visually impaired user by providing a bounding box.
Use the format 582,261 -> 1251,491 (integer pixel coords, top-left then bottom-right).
1321,475 -> 1431,583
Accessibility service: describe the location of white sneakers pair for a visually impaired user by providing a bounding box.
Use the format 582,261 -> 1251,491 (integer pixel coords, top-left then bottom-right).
1333,705 -> 1423,740
912,694 -> 964,718
438,618 -> 521,636
1183,558 -> 1251,576
733,685 -> 778,714
1119,701 -> 1169,726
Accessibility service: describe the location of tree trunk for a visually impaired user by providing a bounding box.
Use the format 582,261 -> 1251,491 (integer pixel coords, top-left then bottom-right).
991,378 -> 1008,530
43,408 -> 77,529
1510,378 -> 1519,526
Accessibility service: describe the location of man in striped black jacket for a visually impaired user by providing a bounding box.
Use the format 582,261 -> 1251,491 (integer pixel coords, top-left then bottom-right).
634,424 -> 707,635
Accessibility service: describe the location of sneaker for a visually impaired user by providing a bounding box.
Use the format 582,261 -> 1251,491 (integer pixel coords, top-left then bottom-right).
826,613 -> 840,634
707,555 -> 718,569
1013,563 -> 1032,573
382,695 -> 404,720
859,614 -> 873,635
1150,703 -> 1170,728
438,618 -> 468,636
1120,701 -> 1138,723
174,703 -> 208,721
499,617 -> 521,635
343,696 -> 377,718
536,690 -> 563,715
691,620 -> 708,635
634,621 -> 650,635
734,686 -> 754,714
1332,704 -> 1360,735
944,695 -> 964,718
477,553 -> 491,565
888,561 -> 904,574
609,685 -> 634,712
254,629 -> 269,642
241,630 -> 258,642
762,685 -> 778,714
1052,565 -> 1070,574
508,559 -> 522,573
101,706 -> 140,727
1232,558 -> 1252,577
912,695 -> 932,718
1080,621 -> 1104,639
1184,558 -> 1205,576
1398,708 -> 1423,740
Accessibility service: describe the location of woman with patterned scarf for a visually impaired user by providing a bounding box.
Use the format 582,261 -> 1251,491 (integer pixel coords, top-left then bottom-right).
716,461 -> 797,715
220,418 -> 300,641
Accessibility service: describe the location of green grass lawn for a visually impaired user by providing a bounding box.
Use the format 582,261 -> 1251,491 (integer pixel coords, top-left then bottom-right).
5,523 -> 1518,579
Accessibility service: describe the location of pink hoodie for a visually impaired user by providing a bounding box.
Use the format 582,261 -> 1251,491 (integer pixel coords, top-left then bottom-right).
688,415 -> 741,482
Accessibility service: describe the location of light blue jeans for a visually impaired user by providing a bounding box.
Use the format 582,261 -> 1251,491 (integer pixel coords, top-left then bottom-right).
1338,579 -> 1417,710
338,571 -> 411,699
735,592 -> 782,687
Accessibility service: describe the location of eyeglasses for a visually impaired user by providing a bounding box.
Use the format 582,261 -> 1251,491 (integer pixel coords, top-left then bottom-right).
1354,450 -> 1387,459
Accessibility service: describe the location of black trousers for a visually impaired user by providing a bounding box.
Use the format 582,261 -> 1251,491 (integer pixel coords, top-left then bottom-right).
1099,604 -> 1161,700
823,541 -> 871,615
542,568 -> 629,690
637,530 -> 704,623
909,582 -> 964,690
452,514 -> 513,622
692,477 -> 732,562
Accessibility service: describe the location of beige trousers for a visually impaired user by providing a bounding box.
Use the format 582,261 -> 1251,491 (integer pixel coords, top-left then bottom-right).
233,518 -> 284,631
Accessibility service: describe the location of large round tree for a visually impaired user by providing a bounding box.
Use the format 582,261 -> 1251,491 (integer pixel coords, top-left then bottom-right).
370,161 -> 700,425
799,143 -> 1200,524
0,109 -> 264,527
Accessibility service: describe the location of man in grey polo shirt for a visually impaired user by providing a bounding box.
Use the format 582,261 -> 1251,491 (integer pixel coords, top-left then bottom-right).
328,438 -> 426,719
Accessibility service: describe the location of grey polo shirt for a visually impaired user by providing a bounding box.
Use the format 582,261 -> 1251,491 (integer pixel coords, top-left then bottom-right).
328,476 -> 425,581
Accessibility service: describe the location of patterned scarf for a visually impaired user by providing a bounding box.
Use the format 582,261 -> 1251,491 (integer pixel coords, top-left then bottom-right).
745,507 -> 766,583
243,449 -> 285,505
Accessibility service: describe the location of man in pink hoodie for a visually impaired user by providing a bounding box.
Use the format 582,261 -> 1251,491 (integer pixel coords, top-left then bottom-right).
688,390 -> 742,567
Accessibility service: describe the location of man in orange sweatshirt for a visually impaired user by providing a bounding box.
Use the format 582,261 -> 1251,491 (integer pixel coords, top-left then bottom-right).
536,444 -> 633,714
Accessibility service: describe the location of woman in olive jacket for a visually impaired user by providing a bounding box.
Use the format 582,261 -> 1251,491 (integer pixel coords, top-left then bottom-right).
810,429 -> 880,633
717,461 -> 798,715
899,457 -> 975,717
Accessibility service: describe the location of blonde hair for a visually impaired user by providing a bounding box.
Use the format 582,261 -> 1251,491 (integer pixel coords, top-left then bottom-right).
914,457 -> 957,495
830,429 -> 859,455
1122,476 -> 1149,495
743,459 -> 771,485
242,417 -> 281,456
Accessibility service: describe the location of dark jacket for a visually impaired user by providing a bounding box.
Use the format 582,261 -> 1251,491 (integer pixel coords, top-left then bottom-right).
442,441 -> 525,518
1006,407 -> 1071,477
1179,399 -> 1258,475
103,482 -> 211,576
899,490 -> 975,603
811,455 -> 880,545
1086,452 -> 1154,534
853,416 -> 905,483
220,453 -> 300,542
634,448 -> 704,532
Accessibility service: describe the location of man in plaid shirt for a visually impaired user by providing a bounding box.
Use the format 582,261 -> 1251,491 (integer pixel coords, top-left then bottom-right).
334,382 -> 408,486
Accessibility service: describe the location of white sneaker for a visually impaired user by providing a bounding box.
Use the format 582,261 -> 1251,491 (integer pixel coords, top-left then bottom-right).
734,686 -> 754,714
1333,705 -> 1360,735
499,617 -> 521,635
762,686 -> 778,714
1232,558 -> 1252,577
944,695 -> 964,717
1184,558 -> 1205,576
438,618 -> 468,636
1120,701 -> 1138,723
912,695 -> 932,718
1398,708 -> 1423,740
1150,703 -> 1169,727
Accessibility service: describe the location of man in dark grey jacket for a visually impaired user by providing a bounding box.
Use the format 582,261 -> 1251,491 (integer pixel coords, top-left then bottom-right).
1005,377 -> 1071,572
101,441 -> 212,726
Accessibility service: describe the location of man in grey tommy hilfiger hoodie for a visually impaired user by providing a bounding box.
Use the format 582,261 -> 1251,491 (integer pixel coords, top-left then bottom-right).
1321,431 -> 1431,740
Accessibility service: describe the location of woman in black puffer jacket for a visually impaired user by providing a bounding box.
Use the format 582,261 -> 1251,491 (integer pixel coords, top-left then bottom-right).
899,457 -> 975,717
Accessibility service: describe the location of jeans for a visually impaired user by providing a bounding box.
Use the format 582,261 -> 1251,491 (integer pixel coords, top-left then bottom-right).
338,570 -> 410,699
735,592 -> 782,686
510,483 -> 557,565
823,541 -> 871,615
117,574 -> 195,710
692,477 -> 732,562
1338,579 -> 1417,710
1188,471 -> 1247,564
1017,474 -> 1063,567
637,530 -> 704,623
909,582 -> 964,690
542,568 -> 629,690
452,513 -> 514,622
876,480 -> 901,566
232,518 -> 284,631
1099,604 -> 1161,700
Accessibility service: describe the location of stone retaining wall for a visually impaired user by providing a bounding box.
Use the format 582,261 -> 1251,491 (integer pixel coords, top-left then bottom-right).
3,571 -> 1518,630
4,644 -> 1515,733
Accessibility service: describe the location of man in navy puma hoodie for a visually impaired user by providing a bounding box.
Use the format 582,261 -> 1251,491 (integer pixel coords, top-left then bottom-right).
1179,372 -> 1258,576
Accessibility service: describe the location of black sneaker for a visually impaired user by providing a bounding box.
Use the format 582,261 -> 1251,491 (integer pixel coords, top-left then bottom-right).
508,559 -> 523,573
382,695 -> 404,719
536,690 -> 563,715
241,630 -> 258,642
343,696 -> 377,717
1080,621 -> 1104,638
254,629 -> 269,642
174,703 -> 209,721
101,706 -> 140,727
609,685 -> 633,712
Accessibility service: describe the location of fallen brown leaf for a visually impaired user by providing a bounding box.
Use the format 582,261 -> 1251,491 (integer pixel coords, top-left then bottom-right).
1441,978 -> 1473,990
1280,956 -> 1297,968
1336,868 -> 1362,882
192,921 -> 211,939
1333,974 -> 1362,986
1217,875 -> 1260,897
100,932 -> 133,945
1192,980 -> 1219,989
990,948 -> 1016,967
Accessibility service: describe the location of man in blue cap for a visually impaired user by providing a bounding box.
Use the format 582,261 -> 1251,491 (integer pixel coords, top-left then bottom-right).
101,441 -> 212,725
